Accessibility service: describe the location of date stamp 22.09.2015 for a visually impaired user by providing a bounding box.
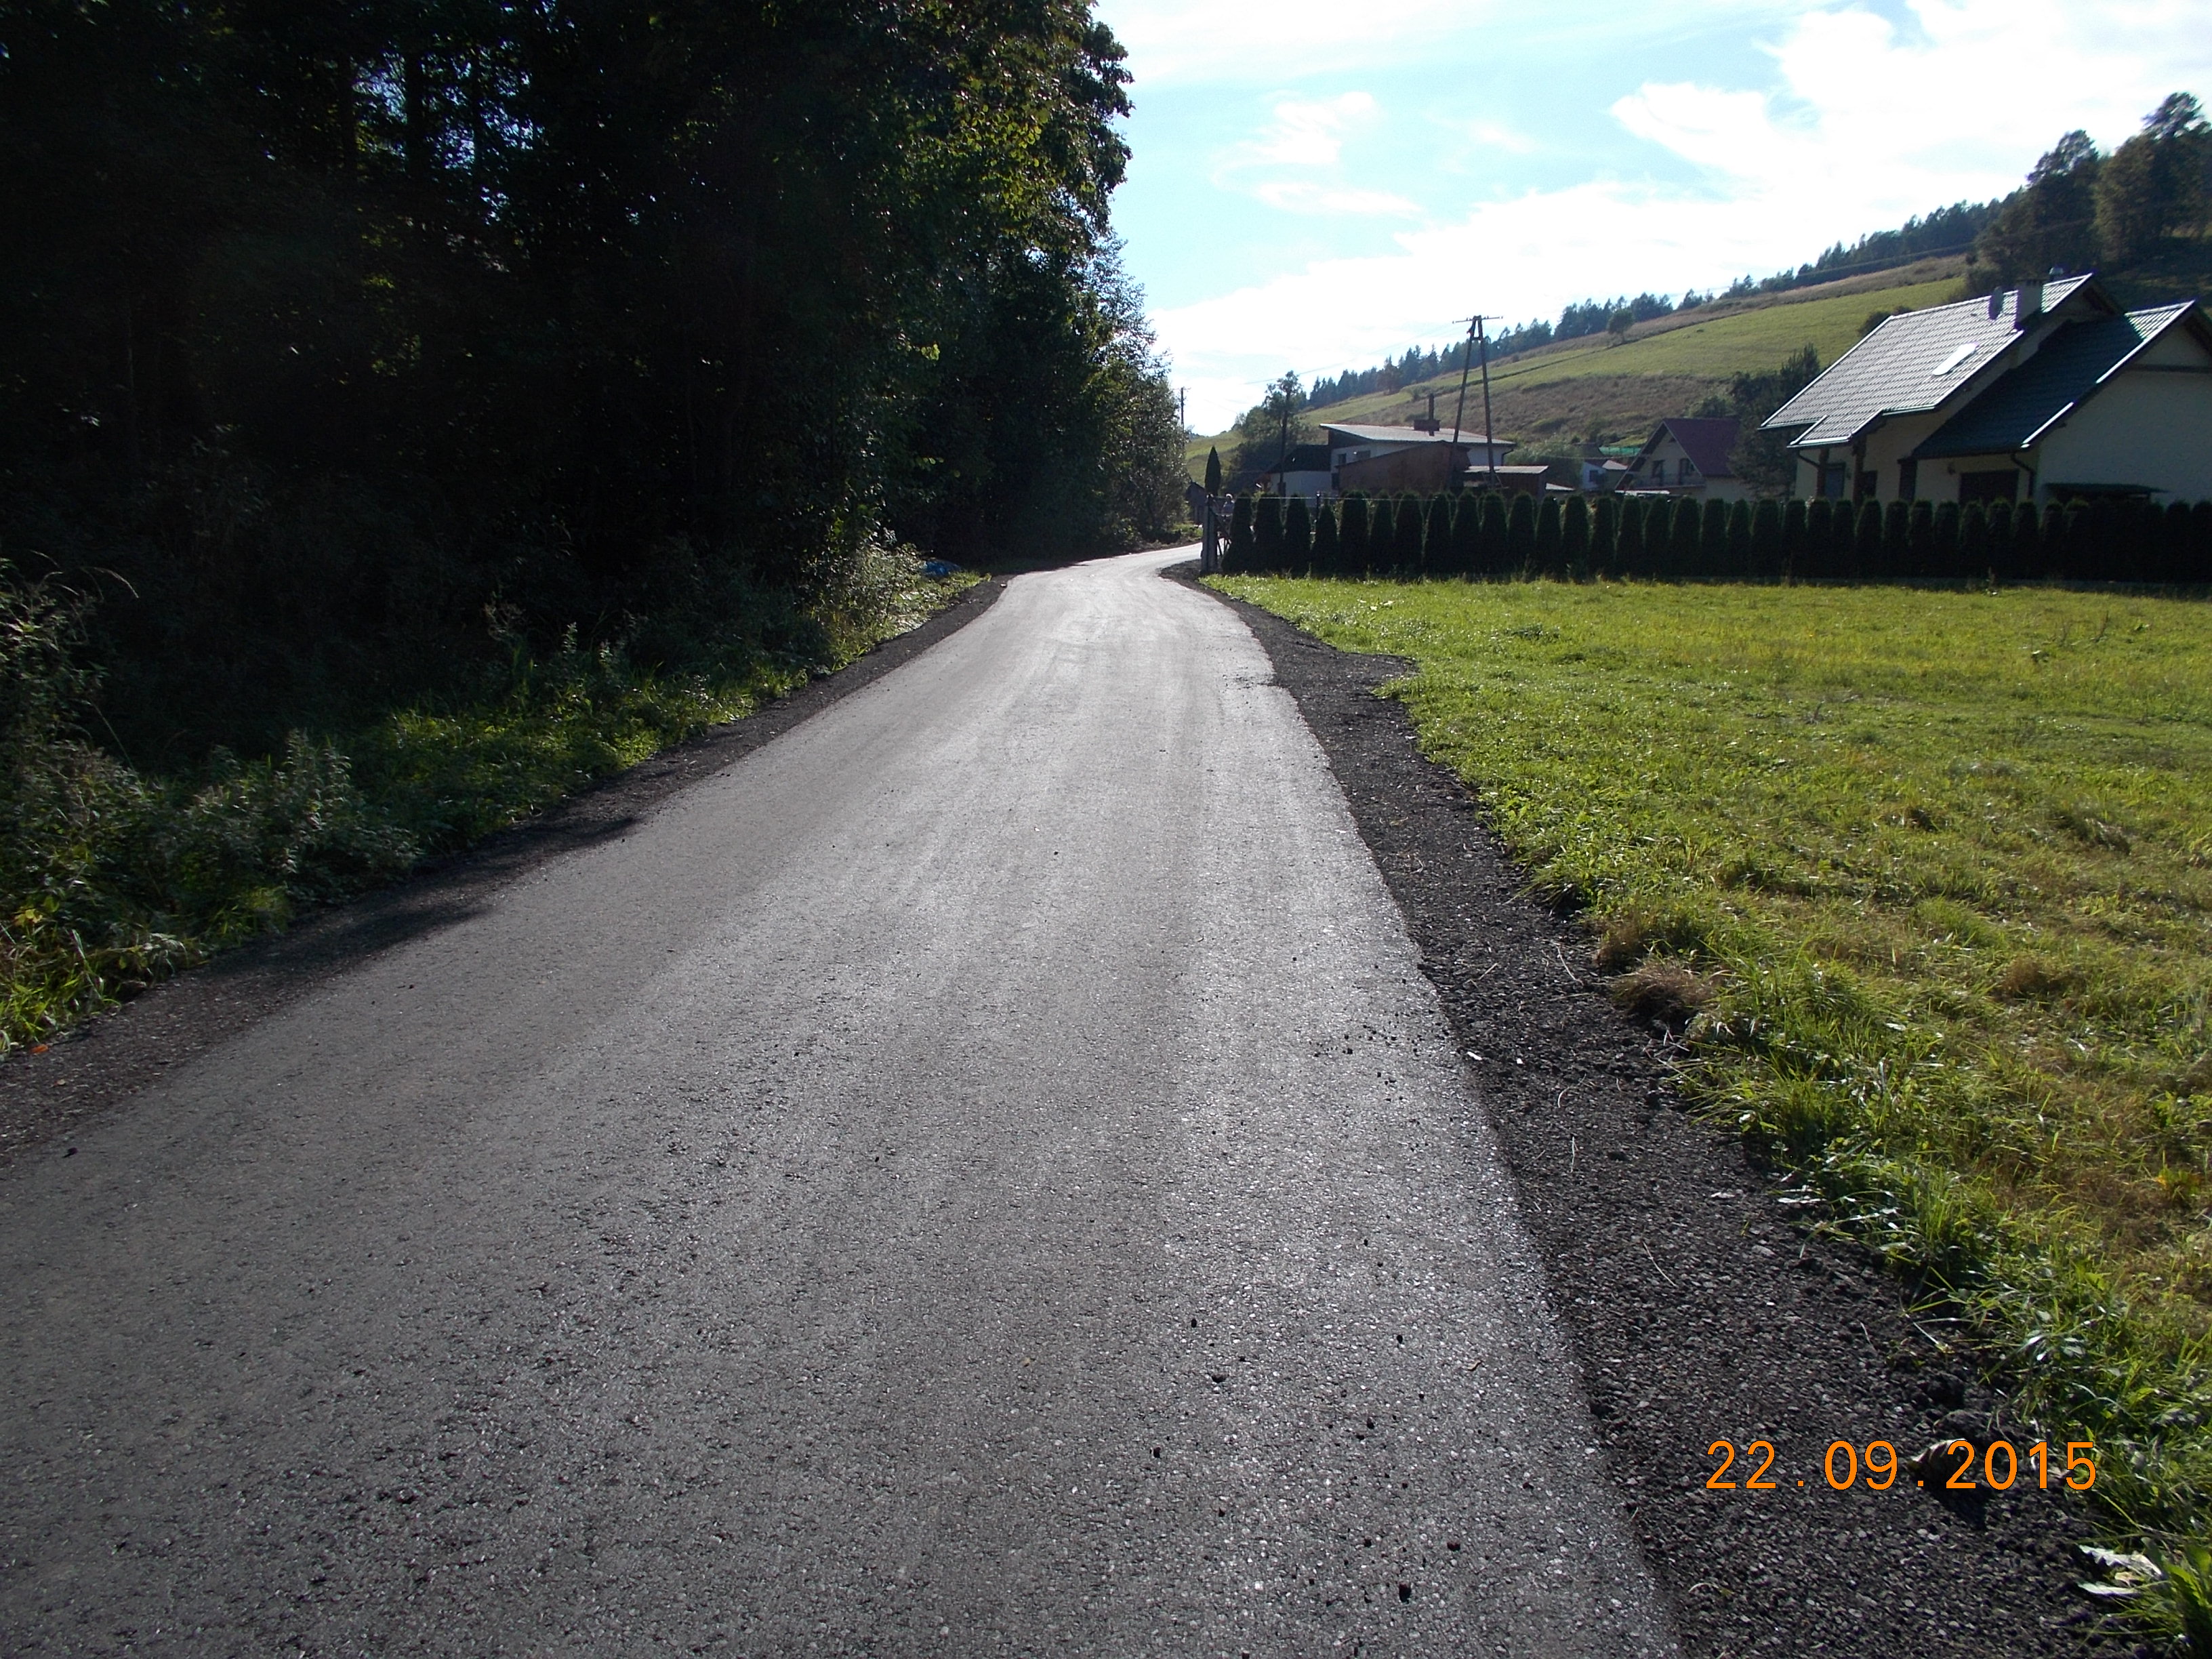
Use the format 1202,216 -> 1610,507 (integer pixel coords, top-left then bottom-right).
1704,1437 -> 2097,1494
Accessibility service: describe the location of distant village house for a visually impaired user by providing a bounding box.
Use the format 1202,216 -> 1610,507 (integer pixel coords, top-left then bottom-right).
1271,422 -> 1514,497
1618,417 -> 1748,501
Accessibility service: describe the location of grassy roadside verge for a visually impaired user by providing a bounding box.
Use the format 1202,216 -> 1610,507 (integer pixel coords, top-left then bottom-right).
2,552 -> 975,1052
1221,573 -> 2212,1633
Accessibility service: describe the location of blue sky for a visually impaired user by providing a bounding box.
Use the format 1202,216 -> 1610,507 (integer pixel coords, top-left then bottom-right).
1092,0 -> 2212,430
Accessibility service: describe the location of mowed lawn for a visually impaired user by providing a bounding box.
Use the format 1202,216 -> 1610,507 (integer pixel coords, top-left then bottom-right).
1223,574 -> 2212,1545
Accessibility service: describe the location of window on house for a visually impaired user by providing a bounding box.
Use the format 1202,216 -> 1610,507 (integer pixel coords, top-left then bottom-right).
1818,463 -> 1848,498
1898,459 -> 1919,499
1857,470 -> 1878,500
1680,459 -> 1698,482
1959,470 -> 2018,504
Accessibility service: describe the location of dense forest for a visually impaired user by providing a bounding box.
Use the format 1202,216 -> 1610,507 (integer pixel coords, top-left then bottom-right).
0,0 -> 1185,1046
1,0 -> 1185,765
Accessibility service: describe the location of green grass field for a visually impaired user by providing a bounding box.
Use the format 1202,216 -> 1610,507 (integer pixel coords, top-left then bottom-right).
1221,573 -> 2212,1605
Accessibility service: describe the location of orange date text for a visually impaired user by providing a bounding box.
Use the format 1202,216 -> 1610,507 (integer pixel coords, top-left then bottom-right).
1704,1438 -> 2096,1492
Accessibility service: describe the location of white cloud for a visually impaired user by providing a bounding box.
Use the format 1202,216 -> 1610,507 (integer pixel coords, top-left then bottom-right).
1211,93 -> 1422,216
1158,0 -> 2212,428
1228,91 -> 1375,169
1161,178 -> 1784,429
1618,0 -> 2205,193
1430,115 -> 1538,158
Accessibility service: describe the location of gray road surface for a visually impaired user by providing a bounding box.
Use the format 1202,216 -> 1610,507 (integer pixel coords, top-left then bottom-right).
0,550 -> 1673,1656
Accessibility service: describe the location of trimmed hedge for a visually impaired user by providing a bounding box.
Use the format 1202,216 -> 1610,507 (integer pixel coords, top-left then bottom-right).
1218,489 -> 2212,586
1254,496 -> 1284,569
1340,493 -> 1370,574
1425,495 -> 1454,578
1393,495 -> 1425,575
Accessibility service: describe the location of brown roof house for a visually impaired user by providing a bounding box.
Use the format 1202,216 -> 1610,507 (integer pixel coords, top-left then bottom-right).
1619,417 -> 1746,500
1761,275 -> 2212,507
1325,422 -> 1513,496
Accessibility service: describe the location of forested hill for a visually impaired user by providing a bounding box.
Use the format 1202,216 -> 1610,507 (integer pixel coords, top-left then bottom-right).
1,0 -> 1183,762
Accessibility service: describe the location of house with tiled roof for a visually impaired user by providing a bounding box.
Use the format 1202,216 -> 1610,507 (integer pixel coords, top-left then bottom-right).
1322,422 -> 1513,497
1619,417 -> 1746,501
1761,276 -> 2212,508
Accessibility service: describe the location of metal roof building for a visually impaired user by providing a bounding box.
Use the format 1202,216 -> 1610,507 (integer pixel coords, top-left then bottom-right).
1761,276 -> 2212,508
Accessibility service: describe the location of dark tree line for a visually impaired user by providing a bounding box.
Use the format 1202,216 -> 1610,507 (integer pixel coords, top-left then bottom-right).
0,0 -> 1183,762
1973,94 -> 2211,283
1718,201 -> 2005,301
1223,489 -> 2212,588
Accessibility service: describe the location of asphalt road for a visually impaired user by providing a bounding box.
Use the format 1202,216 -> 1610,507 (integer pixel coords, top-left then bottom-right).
0,549 -> 1673,1656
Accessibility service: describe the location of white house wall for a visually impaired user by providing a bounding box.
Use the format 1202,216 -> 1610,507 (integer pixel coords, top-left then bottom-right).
1857,412 -> 1947,503
2037,365 -> 2212,501
1629,434 -> 1748,500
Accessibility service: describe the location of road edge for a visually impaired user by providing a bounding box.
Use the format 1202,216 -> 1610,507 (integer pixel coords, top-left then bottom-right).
0,576 -> 1010,1171
1172,565 -> 2101,1659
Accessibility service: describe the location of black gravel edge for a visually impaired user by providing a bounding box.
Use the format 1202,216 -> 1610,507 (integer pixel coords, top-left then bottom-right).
1180,567 -> 2128,1659
0,577 -> 1008,1170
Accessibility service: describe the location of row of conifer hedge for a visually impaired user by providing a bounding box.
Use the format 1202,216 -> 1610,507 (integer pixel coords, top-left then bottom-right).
1218,489 -> 2212,586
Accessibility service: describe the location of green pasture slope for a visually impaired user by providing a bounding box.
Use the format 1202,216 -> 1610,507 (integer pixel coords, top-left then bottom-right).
1222,573 -> 2212,1631
1340,274 -> 1959,413
1189,263 -> 1963,473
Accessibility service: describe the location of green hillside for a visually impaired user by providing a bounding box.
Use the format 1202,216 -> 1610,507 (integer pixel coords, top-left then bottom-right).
1189,260 -> 1970,474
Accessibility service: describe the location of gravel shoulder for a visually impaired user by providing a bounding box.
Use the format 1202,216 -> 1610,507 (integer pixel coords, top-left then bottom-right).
1186,567 -> 2117,1659
0,577 -> 1006,1172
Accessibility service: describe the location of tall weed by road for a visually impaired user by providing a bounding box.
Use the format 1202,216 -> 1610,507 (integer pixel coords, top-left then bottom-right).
1,547 -> 960,1050
1223,574 -> 2212,1578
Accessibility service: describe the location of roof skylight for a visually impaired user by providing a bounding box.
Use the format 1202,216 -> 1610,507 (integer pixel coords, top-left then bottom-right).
1931,342 -> 1979,377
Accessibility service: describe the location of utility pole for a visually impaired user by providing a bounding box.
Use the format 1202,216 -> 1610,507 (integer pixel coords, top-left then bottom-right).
1478,317 -> 1497,489
1450,315 -> 1501,489
1450,316 -> 1477,445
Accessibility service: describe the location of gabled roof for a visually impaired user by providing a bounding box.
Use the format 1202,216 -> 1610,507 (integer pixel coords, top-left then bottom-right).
1763,275 -> 2101,449
1912,302 -> 2207,459
1322,422 -> 1500,447
1637,416 -> 1740,478
1261,443 -> 1334,472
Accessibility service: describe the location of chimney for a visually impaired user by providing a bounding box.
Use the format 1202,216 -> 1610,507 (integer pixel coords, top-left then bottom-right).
2018,281 -> 2044,325
1412,390 -> 1441,434
1986,290 -> 2004,321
